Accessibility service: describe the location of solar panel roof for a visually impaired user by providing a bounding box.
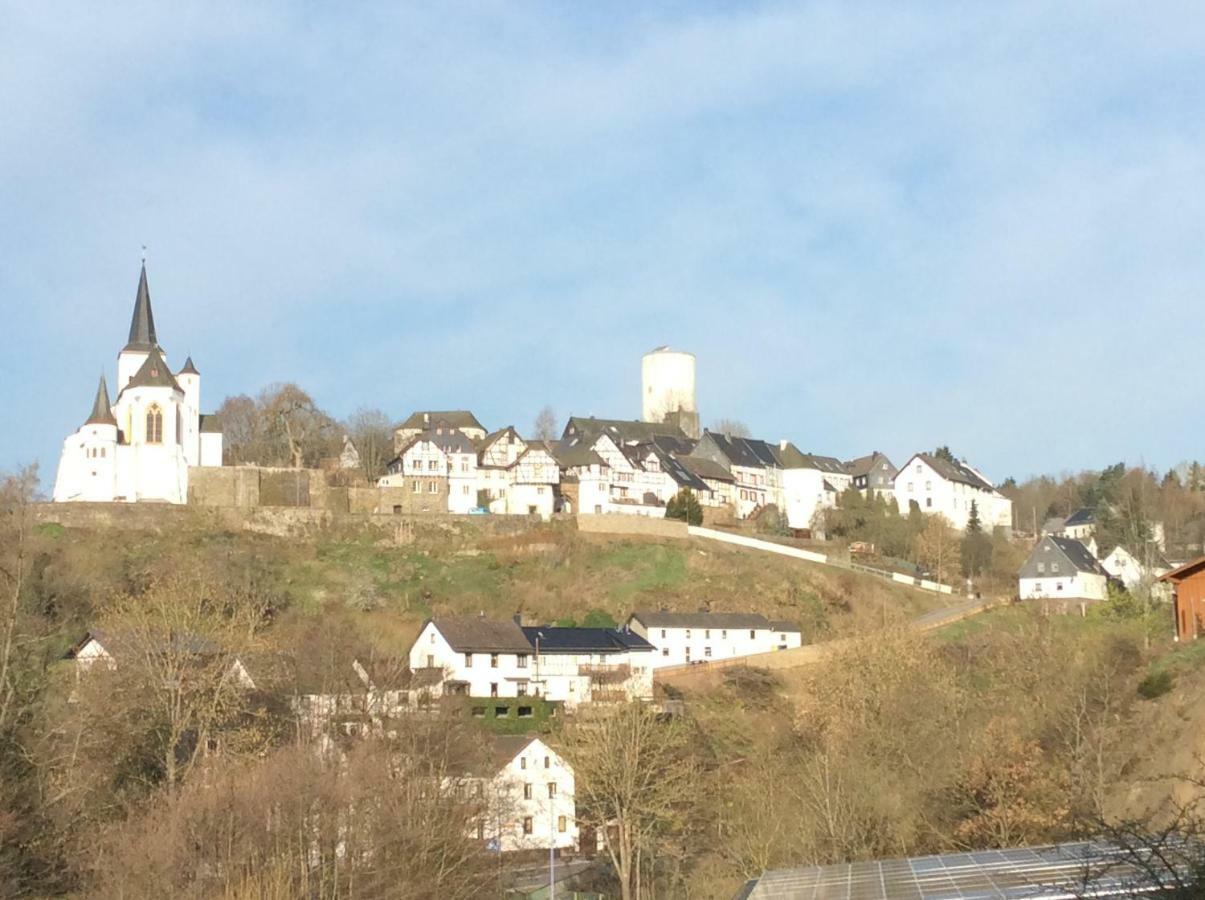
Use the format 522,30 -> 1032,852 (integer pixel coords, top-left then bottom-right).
738,840 -> 1199,899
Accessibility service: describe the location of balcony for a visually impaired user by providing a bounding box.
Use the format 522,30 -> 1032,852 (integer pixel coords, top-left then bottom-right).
579,663 -> 630,685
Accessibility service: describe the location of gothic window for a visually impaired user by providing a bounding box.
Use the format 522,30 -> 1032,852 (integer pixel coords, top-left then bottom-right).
146,405 -> 163,444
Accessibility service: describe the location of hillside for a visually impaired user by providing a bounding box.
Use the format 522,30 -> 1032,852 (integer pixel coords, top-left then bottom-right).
27,512 -> 948,657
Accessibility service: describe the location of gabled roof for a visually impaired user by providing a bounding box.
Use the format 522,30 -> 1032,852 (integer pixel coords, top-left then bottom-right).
677,455 -> 734,483
629,610 -> 779,630
397,429 -> 476,456
486,734 -> 545,772
697,432 -> 774,470
1064,507 -> 1096,527
121,345 -> 182,394
198,413 -> 223,434
178,355 -> 199,376
124,263 -> 159,351
1020,536 -> 1109,579
1160,555 -> 1205,584
775,443 -> 847,474
84,375 -> 117,427
398,410 -> 484,432
428,616 -> 532,653
844,451 -> 895,478
768,620 -> 803,633
562,416 -> 687,446
549,440 -> 606,469
479,425 -> 525,452
901,452 -> 997,492
521,626 -> 654,654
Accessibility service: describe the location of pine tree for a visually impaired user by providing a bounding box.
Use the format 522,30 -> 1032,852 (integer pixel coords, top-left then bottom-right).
665,489 -> 703,526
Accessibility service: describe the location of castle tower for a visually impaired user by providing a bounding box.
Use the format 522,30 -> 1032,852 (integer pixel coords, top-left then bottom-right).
176,356 -> 201,465
641,346 -> 699,438
117,263 -> 163,388
52,376 -> 119,502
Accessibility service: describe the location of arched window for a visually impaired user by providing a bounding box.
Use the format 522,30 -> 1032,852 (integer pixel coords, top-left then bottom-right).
146,405 -> 163,444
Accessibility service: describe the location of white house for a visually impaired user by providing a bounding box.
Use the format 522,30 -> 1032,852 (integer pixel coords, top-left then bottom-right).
626,611 -> 802,669
677,456 -> 735,509
53,263 -> 224,504
893,453 -> 1012,531
67,629 -> 257,688
1100,544 -> 1172,600
689,432 -> 781,519
1018,536 -> 1110,603
775,443 -> 852,533
1058,508 -> 1096,543
408,617 -> 655,707
379,428 -> 477,513
844,452 -> 897,498
550,441 -> 611,515
476,735 -> 577,853
394,410 -> 486,449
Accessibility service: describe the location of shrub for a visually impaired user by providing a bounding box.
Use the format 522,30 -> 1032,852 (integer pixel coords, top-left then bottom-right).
1137,669 -> 1174,700
665,490 -> 703,526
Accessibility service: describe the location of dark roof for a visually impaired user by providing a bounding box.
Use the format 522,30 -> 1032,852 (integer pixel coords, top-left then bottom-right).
907,452 -> 996,492
562,416 -> 687,445
430,616 -> 531,653
1020,536 -> 1109,579
84,376 -> 117,427
198,413 -> 223,434
648,447 -> 709,491
697,432 -> 767,469
1064,507 -> 1096,527
776,443 -> 847,474
397,429 -> 477,456
630,610 -> 775,630
178,355 -> 199,376
768,620 -> 802,633
124,263 -> 159,351
521,626 -> 654,654
487,734 -> 541,771
550,440 -> 606,469
121,345 -> 182,393
68,627 -> 222,659
398,410 -> 484,432
844,452 -> 895,478
677,455 -> 734,483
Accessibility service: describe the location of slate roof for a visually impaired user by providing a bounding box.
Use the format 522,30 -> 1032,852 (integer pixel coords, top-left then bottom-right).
521,626 -> 654,654
487,734 -> 542,772
650,447 -> 709,491
178,355 -> 200,376
1020,536 -> 1109,579
397,429 -> 477,456
678,455 -> 734,483
562,416 -> 687,445
84,376 -> 117,427
844,452 -> 895,478
1064,507 -> 1096,527
124,263 -> 159,351
907,452 -> 996,492
776,443 -> 847,474
398,410 -> 485,432
198,413 -> 223,434
629,610 -> 779,630
121,345 -> 182,393
699,432 -> 774,469
769,620 -> 803,633
430,616 -> 532,652
549,440 -> 606,469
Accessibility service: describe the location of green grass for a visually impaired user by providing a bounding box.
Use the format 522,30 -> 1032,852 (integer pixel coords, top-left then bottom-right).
588,543 -> 688,599
36,522 -> 66,539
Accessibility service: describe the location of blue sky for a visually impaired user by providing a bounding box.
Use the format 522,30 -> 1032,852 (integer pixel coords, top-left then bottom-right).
4,1 -> 1205,487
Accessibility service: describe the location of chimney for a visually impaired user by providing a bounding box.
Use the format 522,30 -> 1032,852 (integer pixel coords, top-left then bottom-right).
513,613 -> 522,625
424,413 -> 430,426
779,439 -> 788,450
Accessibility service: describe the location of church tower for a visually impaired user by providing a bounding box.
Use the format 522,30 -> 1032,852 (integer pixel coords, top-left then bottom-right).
117,263 -> 163,388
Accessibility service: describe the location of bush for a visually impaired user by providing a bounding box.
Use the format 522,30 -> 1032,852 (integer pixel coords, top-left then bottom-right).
665,490 -> 703,526
1137,669 -> 1174,699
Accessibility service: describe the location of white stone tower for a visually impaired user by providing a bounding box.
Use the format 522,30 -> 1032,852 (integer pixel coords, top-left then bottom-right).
641,346 -> 699,438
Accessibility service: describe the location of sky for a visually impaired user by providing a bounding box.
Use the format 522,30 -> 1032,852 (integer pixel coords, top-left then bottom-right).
3,1 -> 1205,488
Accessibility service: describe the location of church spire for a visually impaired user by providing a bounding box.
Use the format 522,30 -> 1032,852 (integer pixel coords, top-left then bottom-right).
84,375 -> 117,427
124,261 -> 158,351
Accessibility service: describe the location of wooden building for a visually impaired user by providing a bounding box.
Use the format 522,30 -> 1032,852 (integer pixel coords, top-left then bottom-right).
1160,557 -> 1205,642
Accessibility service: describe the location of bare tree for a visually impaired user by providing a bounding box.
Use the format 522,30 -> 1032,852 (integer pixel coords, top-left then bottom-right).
260,383 -> 338,468
0,466 -> 37,735
710,419 -> 750,438
560,703 -> 698,900
915,514 -> 961,584
533,406 -> 558,442
345,407 -> 396,481
214,393 -> 260,465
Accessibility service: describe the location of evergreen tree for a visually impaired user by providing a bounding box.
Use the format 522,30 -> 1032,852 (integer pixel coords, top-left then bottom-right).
934,446 -> 957,464
665,489 -> 703,526
961,500 -> 992,579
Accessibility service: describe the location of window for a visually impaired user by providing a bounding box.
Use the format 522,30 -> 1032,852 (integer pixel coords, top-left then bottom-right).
517,654 -> 528,668
1037,562 -> 1046,574
145,405 -> 163,443
661,648 -> 669,657
660,629 -> 666,638
523,783 -> 532,799
490,653 -> 499,668
176,407 -> 183,445
704,629 -> 711,639
749,630 -> 755,639
471,706 -> 485,717
490,683 -> 498,697
428,481 -> 438,494
907,482 -> 913,491
495,706 -> 509,717
463,485 -> 470,495
466,652 -> 473,666
704,646 -> 712,657
558,816 -> 567,833
412,480 -> 420,492
685,629 -> 691,639
522,817 -> 533,835
1051,563 -> 1060,573
426,654 -> 434,667
721,629 -> 727,639
925,481 -> 931,490
521,757 -> 527,770
544,756 -> 550,768
517,681 -> 528,696
1056,582 -> 1064,591
427,459 -> 438,471
518,706 -> 533,717
548,783 -> 557,798
926,497 -> 932,508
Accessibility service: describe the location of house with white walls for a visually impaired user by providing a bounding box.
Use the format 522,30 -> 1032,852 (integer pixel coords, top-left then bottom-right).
474,735 -> 578,853
893,453 -> 1012,531
53,262 -> 224,504
1100,544 -> 1172,600
677,456 -> 735,508
67,629 -> 257,688
774,443 -> 852,533
1018,536 -> 1110,603
378,428 -> 477,513
506,444 -> 560,519
689,432 -> 782,519
394,410 -> 486,449
550,442 -> 611,515
408,617 -> 654,707
626,611 -> 802,668
1057,508 -> 1097,543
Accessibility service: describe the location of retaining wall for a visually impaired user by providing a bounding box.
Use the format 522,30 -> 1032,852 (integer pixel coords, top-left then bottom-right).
576,514 -> 689,539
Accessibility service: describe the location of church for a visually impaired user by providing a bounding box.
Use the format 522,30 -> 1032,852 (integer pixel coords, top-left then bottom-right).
52,263 -> 224,503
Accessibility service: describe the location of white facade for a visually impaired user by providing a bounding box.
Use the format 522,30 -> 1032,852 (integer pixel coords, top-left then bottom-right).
1019,572 -> 1108,602
1100,545 -> 1172,599
641,347 -> 697,437
53,264 -> 223,505
481,737 -> 577,853
893,454 -> 1012,531
627,613 -> 802,669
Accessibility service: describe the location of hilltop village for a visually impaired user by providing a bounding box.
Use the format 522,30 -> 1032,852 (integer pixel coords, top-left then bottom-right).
29,263 -> 1205,898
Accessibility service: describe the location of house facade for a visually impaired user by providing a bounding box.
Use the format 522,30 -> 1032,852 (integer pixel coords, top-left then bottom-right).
53,263 -> 224,504
626,611 -> 802,668
775,444 -> 851,532
844,452 -> 897,498
1018,536 -> 1109,603
1100,544 -> 1172,597
394,410 -> 486,449
893,453 -> 1012,531
478,735 -> 577,853
1160,557 -> 1205,642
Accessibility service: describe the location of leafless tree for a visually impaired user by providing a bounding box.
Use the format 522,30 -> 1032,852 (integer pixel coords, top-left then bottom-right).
710,419 -> 750,438
533,406 -> 558,442
345,407 -> 396,481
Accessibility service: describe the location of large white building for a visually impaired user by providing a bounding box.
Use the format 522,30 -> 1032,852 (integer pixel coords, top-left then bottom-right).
476,735 -> 577,853
626,611 -> 802,668
893,453 -> 1012,531
53,263 -> 223,504
408,616 -> 654,707
1018,536 -> 1110,603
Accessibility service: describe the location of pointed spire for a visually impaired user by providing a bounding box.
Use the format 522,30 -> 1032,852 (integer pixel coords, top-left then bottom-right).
84,375 -> 117,427
178,355 -> 199,376
124,261 -> 158,351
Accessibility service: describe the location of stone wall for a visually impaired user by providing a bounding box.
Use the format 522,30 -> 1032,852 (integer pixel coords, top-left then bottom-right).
575,513 -> 689,539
